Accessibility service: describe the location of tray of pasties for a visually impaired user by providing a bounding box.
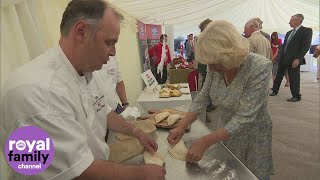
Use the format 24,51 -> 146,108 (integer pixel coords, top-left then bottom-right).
159,88 -> 183,98
147,109 -> 191,131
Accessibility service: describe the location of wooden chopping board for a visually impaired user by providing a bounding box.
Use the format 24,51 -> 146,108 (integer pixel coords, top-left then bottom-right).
148,109 -> 191,132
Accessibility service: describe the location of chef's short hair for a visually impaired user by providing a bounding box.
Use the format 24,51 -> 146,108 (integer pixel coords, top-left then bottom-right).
195,20 -> 249,69
60,0 -> 123,37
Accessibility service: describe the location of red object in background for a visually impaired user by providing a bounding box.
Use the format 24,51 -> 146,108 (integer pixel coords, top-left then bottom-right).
146,24 -> 161,40
188,70 -> 199,92
137,21 -> 147,40
178,56 -> 185,63
180,44 -> 184,56
148,43 -> 172,66
271,39 -> 282,55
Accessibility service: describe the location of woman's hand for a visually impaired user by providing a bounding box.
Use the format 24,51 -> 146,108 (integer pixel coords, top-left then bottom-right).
186,128 -> 230,163
167,112 -> 198,145
167,126 -> 186,146
186,138 -> 208,163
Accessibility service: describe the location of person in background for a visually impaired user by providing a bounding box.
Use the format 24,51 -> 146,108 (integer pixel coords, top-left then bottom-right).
270,14 -> 313,102
1,0 -> 165,179
184,38 -> 188,51
167,20 -> 273,180
197,18 -> 216,114
93,56 -> 129,114
313,44 -> 320,82
91,56 -> 129,141
271,32 -> 290,87
244,19 -> 272,60
148,34 -> 172,84
185,33 -> 195,62
250,17 -> 271,41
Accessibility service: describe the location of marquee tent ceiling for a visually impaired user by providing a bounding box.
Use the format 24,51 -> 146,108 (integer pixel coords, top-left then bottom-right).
110,0 -> 319,38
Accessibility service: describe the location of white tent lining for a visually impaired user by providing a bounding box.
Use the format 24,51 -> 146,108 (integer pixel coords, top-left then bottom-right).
110,0 -> 319,38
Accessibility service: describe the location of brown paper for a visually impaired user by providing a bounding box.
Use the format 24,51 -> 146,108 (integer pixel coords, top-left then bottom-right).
116,120 -> 157,140
108,138 -> 144,163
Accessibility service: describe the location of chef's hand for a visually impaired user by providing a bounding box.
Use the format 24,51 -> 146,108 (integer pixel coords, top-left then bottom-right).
292,59 -> 300,68
135,129 -> 158,154
142,164 -> 166,180
167,126 -> 185,146
186,138 -> 208,163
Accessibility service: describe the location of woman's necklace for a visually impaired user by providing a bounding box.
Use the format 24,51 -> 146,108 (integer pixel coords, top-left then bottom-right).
224,66 -> 240,86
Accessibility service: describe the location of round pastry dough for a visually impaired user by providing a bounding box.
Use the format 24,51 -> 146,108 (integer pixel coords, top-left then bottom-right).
168,139 -> 188,161
143,151 -> 165,166
167,114 -> 181,126
155,112 -> 170,123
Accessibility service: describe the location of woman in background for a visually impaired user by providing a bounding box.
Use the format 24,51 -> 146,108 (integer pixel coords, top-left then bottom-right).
271,32 -> 289,87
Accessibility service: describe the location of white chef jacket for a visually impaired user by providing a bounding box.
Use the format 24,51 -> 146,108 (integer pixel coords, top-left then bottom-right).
93,57 -> 123,110
1,46 -> 112,180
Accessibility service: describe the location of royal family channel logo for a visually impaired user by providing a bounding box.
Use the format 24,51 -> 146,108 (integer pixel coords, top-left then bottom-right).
4,126 -> 54,175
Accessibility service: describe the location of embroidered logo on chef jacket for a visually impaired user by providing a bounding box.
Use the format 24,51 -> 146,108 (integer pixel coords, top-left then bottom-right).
106,68 -> 117,83
107,68 -> 116,75
93,95 -> 105,112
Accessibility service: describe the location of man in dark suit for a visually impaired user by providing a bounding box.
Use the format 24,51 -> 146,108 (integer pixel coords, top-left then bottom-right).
270,14 -> 312,102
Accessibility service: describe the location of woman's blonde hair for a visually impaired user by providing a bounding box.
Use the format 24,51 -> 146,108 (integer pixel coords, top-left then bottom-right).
195,20 -> 249,69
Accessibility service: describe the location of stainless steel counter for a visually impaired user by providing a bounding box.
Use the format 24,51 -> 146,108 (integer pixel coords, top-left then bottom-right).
108,106 -> 258,180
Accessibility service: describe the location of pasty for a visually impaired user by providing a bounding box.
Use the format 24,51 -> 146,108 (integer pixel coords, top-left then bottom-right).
167,84 -> 181,90
169,89 -> 182,97
168,139 -> 188,161
167,114 -> 181,126
143,151 -> 165,166
160,87 -> 170,93
155,112 -> 170,123
159,92 -> 170,98
159,88 -> 171,98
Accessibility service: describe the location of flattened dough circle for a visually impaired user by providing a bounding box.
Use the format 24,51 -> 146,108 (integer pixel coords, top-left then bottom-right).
168,139 -> 188,161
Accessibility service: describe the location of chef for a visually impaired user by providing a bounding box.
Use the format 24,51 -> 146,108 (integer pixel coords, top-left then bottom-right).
1,0 -> 165,179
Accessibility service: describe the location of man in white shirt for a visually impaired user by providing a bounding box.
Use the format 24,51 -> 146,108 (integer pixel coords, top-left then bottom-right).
93,56 -> 129,114
1,0 -> 165,179
244,19 -> 272,60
